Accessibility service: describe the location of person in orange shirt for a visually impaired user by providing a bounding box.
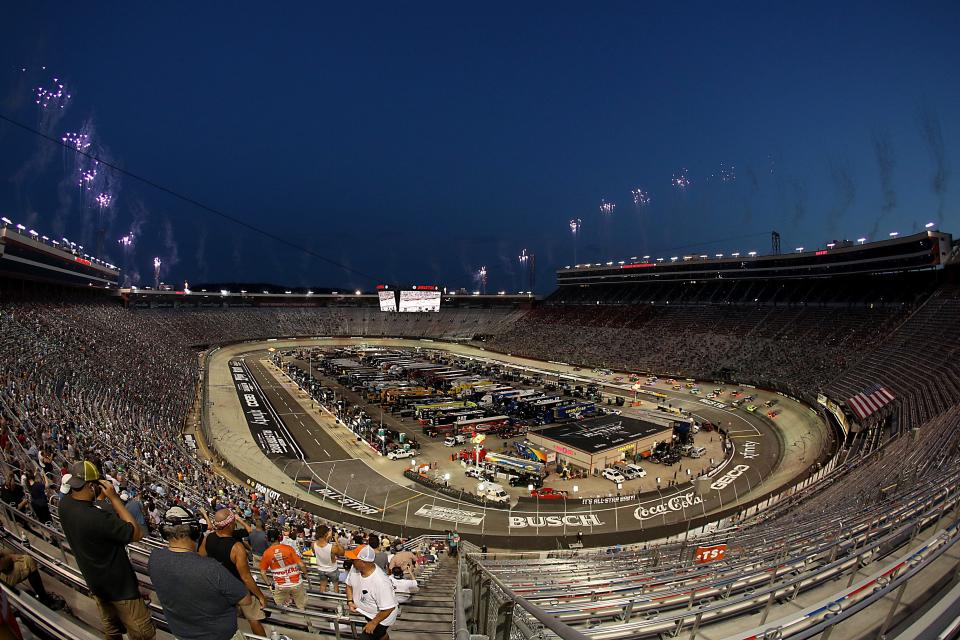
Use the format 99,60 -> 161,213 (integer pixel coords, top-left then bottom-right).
258,529 -> 309,610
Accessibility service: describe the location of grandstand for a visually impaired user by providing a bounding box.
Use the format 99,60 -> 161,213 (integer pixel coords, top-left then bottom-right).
1,227 -> 960,639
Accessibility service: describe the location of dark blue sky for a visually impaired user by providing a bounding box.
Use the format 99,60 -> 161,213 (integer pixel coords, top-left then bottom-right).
1,2 -> 958,292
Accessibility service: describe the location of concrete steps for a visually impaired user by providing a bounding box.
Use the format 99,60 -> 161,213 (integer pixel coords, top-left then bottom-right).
390,556 -> 457,639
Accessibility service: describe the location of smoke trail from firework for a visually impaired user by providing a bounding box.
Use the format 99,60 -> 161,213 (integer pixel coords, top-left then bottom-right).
162,219 -> 180,284
918,107 -> 949,224
870,130 -> 897,240
195,225 -> 209,282
153,257 -> 162,289
790,178 -> 807,227
827,158 -> 856,233
671,169 -> 691,190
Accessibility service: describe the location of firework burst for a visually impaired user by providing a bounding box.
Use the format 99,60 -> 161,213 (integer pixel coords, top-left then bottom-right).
62,132 -> 91,152
631,188 -> 651,207
569,218 -> 582,234
671,168 -> 691,190
599,199 -> 616,215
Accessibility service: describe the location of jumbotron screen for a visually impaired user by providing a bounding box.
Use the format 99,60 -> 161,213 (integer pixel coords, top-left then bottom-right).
399,289 -> 441,312
378,291 -> 397,312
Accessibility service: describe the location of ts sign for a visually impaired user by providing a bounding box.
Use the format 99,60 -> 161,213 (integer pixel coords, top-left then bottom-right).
693,543 -> 728,564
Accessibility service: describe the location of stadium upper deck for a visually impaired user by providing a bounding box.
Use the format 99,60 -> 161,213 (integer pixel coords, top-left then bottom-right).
556,230 -> 953,287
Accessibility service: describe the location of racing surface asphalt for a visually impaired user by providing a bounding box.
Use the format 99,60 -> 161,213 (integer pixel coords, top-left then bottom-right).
206,338 -> 832,548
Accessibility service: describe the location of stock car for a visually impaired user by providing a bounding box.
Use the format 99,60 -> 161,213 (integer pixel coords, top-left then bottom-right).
530,487 -> 568,499
746,404 -> 758,413
767,410 -> 781,419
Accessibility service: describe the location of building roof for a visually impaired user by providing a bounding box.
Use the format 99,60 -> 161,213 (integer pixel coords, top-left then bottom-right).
533,414 -> 672,454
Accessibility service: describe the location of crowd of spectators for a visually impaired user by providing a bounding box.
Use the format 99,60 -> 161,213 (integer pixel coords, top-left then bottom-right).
483,304 -> 903,398
0,295 -> 442,637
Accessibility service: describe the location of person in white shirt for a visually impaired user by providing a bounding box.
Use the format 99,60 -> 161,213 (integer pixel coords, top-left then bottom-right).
345,546 -> 398,640
389,567 -> 419,603
311,524 -> 343,593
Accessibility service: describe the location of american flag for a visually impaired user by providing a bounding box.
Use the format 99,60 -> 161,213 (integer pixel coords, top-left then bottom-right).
846,384 -> 896,421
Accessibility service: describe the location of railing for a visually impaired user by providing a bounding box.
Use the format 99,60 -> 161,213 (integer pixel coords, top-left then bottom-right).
0,582 -> 101,640
454,466 -> 960,639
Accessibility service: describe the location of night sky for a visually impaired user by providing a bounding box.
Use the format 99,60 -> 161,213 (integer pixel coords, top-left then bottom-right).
1,2 -> 958,292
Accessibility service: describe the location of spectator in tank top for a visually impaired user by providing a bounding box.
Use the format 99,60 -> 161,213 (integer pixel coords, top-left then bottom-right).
311,524 -> 344,593
198,508 -> 268,638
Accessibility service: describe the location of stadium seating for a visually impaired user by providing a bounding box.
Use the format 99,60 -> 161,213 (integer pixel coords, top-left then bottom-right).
2,266 -> 960,638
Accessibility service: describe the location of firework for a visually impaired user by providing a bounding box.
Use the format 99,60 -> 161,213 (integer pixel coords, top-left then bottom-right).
34,77 -> 71,111
95,193 -> 112,209
709,163 -> 736,184
34,76 -> 72,132
631,188 -> 651,207
62,132 -> 91,152
153,257 -> 162,289
118,234 -> 134,248
671,168 -> 691,190
476,266 -> 488,294
569,218 -> 582,263
78,166 -> 97,187
599,199 -> 616,215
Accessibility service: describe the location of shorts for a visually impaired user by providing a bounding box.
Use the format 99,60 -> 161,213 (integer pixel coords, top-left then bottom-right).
91,594 -> 156,640
272,582 -> 308,610
0,554 -> 37,587
318,568 -> 340,584
238,592 -> 266,621
359,622 -> 391,640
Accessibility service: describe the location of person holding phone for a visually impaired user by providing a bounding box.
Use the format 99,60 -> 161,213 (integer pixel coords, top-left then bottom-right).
59,460 -> 156,640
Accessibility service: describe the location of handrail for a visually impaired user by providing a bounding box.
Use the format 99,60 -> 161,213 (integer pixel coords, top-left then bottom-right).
468,555 -> 592,640
0,582 -> 102,640
728,519 -> 960,639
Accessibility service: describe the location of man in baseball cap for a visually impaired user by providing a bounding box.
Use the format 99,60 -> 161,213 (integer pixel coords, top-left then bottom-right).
59,460 -> 155,640
345,544 -> 398,639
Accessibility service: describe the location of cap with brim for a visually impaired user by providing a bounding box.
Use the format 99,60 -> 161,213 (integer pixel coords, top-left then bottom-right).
66,461 -> 99,490
345,544 -> 375,562
164,506 -> 192,523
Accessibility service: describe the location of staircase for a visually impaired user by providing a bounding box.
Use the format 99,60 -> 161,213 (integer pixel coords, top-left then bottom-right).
390,556 -> 458,640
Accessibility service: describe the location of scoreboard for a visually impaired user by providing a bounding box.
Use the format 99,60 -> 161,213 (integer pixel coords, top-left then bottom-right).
377,285 -> 440,312
378,291 -> 397,312
399,289 -> 440,312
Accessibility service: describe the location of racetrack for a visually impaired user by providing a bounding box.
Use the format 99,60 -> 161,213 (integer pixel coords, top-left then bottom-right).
205,337 -> 834,548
